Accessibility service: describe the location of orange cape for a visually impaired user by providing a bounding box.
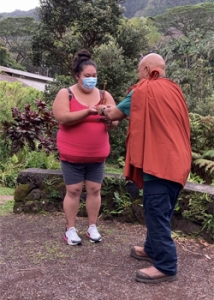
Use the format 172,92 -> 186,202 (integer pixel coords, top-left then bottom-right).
124,71 -> 192,188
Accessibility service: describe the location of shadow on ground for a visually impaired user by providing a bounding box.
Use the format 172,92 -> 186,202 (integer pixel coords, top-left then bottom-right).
0,213 -> 214,300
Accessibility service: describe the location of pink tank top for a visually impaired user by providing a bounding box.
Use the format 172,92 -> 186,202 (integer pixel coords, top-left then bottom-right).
57,93 -> 110,163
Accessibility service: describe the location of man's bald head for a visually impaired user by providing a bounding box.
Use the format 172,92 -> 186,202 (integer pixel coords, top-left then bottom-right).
138,53 -> 166,80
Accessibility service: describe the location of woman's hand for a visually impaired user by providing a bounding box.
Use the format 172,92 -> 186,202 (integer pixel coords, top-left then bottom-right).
88,106 -> 98,115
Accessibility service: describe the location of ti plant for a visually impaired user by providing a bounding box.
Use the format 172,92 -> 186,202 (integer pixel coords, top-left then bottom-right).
2,100 -> 58,154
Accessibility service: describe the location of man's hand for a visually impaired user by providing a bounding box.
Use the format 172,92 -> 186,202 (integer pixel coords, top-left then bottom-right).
97,104 -> 126,121
97,105 -> 107,115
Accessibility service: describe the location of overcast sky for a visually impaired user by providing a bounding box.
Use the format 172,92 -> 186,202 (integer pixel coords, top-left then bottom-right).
0,0 -> 40,13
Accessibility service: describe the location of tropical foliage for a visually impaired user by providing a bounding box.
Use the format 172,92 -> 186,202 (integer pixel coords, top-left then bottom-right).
2,99 -> 57,154
0,40 -> 24,69
190,113 -> 214,183
152,4 -> 214,116
0,82 -> 42,124
31,0 -> 149,99
0,0 -> 213,237
31,0 -> 125,76
0,142 -> 60,187
152,3 -> 214,38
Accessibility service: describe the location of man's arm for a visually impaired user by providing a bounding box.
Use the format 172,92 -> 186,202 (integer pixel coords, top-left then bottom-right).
97,90 -> 133,121
97,104 -> 126,121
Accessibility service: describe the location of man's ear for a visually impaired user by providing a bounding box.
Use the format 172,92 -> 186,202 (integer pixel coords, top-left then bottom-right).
145,65 -> 150,77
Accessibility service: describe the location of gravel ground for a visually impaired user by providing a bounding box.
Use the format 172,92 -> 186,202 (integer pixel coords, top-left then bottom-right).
0,212 -> 214,300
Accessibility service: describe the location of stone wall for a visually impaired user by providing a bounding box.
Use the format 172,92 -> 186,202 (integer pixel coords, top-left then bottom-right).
14,168 -> 214,242
14,169 -> 65,213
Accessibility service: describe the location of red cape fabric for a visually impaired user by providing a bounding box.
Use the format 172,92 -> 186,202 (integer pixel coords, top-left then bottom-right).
124,72 -> 192,188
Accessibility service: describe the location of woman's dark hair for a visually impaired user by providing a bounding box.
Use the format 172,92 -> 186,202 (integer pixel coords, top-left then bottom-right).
72,49 -> 97,77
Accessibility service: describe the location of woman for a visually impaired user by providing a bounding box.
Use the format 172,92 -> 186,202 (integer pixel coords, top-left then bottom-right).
52,49 -> 118,245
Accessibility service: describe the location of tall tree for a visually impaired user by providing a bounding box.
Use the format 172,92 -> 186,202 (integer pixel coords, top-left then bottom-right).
32,0 -> 149,105
153,3 -> 214,39
32,0 -> 125,75
116,18 -> 149,60
123,0 -> 214,18
158,32 -> 214,115
0,39 -> 24,69
0,17 -> 38,70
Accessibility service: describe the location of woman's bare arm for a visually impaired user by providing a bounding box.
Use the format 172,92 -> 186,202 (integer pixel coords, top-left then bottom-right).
98,91 -> 119,128
52,88 -> 97,126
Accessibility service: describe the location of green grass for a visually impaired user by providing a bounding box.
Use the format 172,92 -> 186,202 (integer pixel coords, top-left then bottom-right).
105,164 -> 123,175
0,186 -> 15,216
0,200 -> 14,216
0,186 -> 15,195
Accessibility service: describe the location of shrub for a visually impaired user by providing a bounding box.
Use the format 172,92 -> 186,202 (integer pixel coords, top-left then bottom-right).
107,119 -> 128,164
0,81 -> 42,124
0,145 -> 60,188
2,100 -> 58,154
190,113 -> 214,182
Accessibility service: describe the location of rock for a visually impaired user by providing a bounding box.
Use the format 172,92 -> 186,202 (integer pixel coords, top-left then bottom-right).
124,181 -> 140,200
131,199 -> 145,225
14,183 -> 36,202
24,188 -> 41,201
173,218 -> 201,234
117,207 -> 137,223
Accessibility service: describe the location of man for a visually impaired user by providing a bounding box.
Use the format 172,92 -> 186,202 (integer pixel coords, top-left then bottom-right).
97,53 -> 192,283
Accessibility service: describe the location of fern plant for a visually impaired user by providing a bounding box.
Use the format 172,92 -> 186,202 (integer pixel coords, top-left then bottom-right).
190,113 -> 214,182
181,192 -> 214,234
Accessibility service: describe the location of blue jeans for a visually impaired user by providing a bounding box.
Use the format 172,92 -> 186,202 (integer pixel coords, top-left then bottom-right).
143,179 -> 182,276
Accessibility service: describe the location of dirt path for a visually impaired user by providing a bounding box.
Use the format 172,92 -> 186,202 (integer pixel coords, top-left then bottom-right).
0,195 -> 13,206
0,212 -> 214,300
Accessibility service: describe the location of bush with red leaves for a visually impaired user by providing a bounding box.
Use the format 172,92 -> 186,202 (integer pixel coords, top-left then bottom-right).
3,100 -> 58,154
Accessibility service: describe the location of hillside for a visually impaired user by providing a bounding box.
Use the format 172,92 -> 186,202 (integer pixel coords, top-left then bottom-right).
1,1 -> 214,20
123,0 -> 214,18
0,8 -> 39,20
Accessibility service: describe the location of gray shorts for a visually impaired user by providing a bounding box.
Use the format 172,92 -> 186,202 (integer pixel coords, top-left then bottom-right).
61,161 -> 105,185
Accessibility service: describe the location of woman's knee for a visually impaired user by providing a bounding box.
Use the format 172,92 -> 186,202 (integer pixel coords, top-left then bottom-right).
66,184 -> 82,198
85,183 -> 101,196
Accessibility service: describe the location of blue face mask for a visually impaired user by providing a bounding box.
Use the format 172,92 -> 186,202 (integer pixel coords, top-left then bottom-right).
82,77 -> 97,90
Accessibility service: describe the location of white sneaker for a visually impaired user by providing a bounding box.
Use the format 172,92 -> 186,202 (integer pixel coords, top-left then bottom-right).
63,227 -> 82,245
86,224 -> 102,243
